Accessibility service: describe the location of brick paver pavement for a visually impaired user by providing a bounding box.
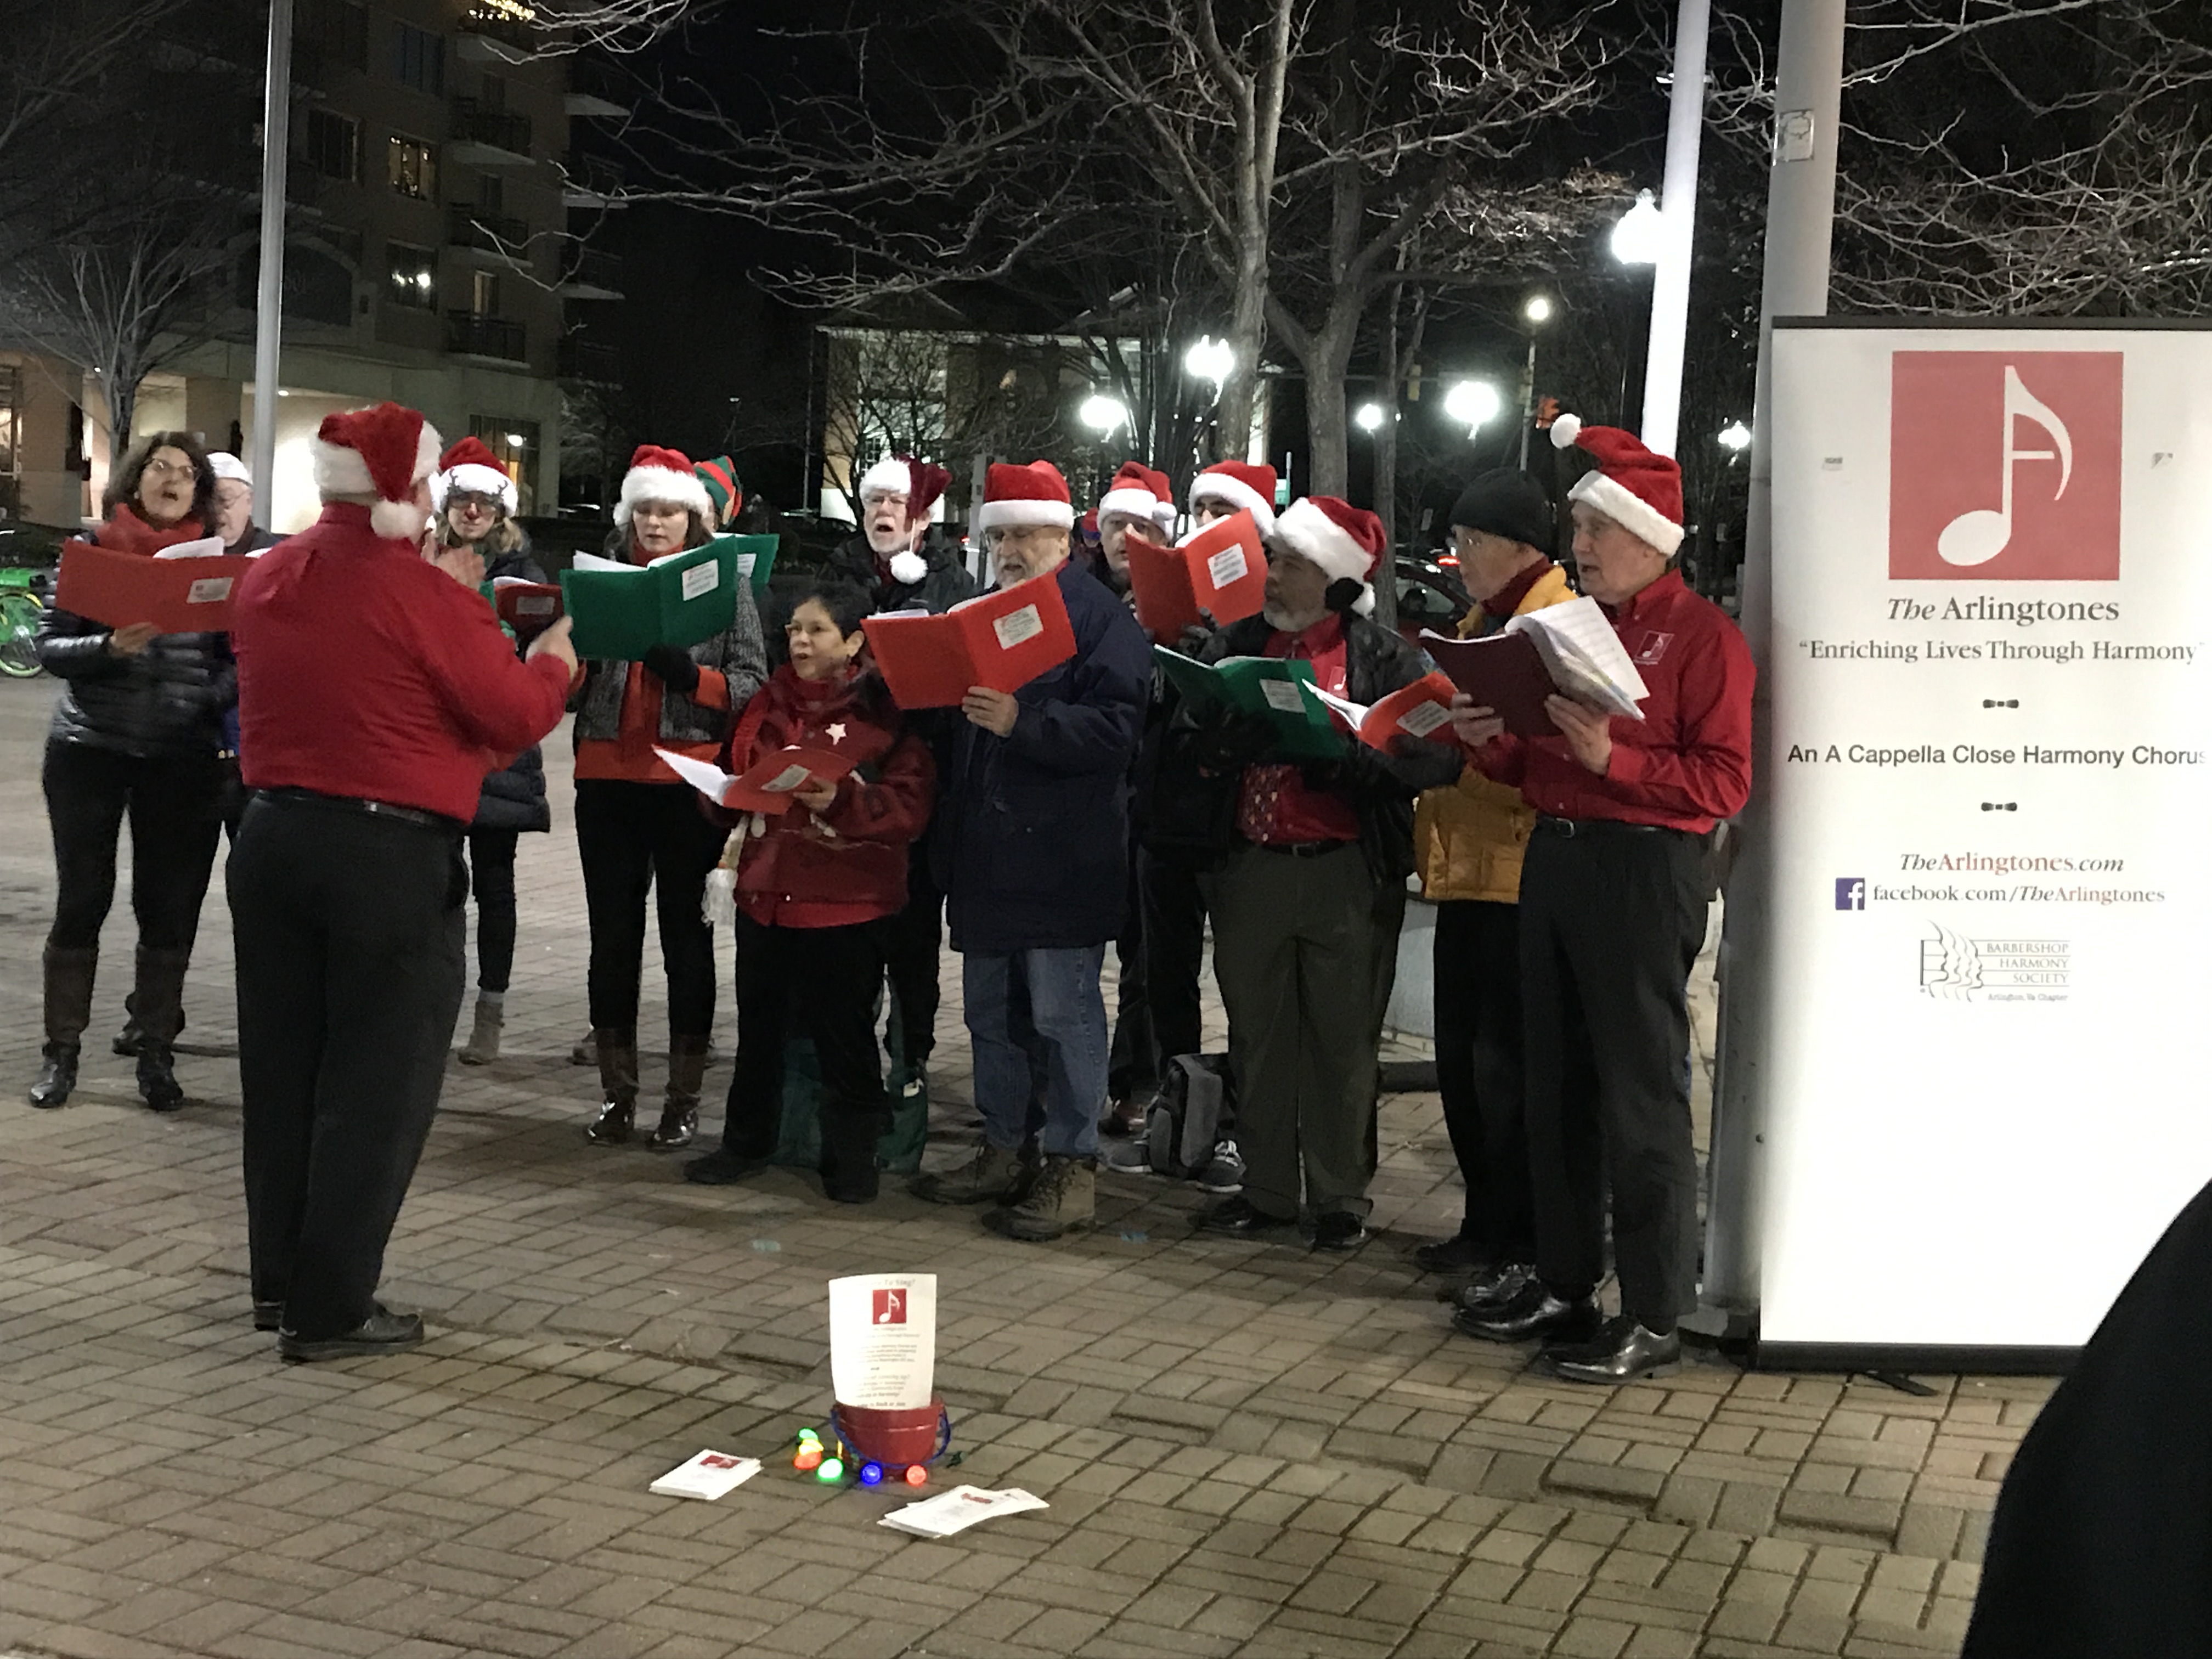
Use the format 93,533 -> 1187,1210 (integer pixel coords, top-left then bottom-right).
0,676 -> 2042,1659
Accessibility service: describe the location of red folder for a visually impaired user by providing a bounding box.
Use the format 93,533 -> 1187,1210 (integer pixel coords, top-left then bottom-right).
656,744 -> 858,814
861,571 -> 1079,708
1125,510 -> 1268,642
56,540 -> 256,634
1305,671 -> 1463,752
490,579 -> 563,635
1422,630 -> 1563,737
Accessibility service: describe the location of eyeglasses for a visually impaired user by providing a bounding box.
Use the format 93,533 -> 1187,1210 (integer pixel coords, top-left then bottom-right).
142,457 -> 196,480
448,492 -> 500,514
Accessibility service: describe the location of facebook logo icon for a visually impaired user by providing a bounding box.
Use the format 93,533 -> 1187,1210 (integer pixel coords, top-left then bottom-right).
1835,878 -> 1866,911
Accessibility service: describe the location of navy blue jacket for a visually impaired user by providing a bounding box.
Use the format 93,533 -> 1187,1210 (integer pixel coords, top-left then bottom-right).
934,558 -> 1150,954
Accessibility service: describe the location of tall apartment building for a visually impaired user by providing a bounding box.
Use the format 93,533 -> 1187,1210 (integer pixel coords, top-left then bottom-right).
0,0 -> 622,531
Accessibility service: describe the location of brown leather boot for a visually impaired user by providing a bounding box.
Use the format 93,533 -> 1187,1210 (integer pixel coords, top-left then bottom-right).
648,1034 -> 708,1150
30,946 -> 95,1108
586,1027 -> 639,1144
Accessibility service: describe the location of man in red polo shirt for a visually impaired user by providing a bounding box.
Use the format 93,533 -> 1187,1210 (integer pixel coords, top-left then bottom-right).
228,403 -> 577,1361
1449,415 -> 1753,1383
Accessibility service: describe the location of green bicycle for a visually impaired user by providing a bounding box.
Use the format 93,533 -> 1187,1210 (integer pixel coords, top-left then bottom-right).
0,567 -> 47,678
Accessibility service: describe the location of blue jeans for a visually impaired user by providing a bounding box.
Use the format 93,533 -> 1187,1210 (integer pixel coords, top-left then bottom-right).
962,945 -> 1108,1159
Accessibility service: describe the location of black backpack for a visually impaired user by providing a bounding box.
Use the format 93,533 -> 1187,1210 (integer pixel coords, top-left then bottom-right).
1144,1052 -> 1232,1178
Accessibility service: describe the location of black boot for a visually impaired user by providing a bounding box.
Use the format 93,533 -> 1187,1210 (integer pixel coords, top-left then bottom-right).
648,1034 -> 708,1150
132,947 -> 191,1113
586,1027 -> 639,1143
820,1105 -> 888,1204
30,946 -> 96,1109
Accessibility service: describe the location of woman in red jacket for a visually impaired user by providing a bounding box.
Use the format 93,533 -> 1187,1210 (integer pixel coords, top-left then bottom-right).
684,580 -> 934,1203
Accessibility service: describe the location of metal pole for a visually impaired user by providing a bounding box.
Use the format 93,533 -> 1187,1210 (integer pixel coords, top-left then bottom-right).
250,0 -> 294,503
1517,334 -> 1537,469
1638,0 -> 1709,458
1701,0 -> 1847,1324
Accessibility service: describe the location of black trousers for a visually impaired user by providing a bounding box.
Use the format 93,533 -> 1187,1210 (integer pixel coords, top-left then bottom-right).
1519,822 -> 1708,1327
574,779 -> 723,1037
881,840 -> 942,1067
1139,848 -> 1209,1069
230,794 -> 466,1340
723,913 -> 889,1173
43,740 -> 223,955
1434,899 -> 1534,1259
465,827 -> 519,995
1106,832 -> 1156,1102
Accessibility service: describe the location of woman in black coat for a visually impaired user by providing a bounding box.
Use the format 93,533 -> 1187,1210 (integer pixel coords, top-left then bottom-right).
428,439 -> 551,1065
32,432 -> 234,1111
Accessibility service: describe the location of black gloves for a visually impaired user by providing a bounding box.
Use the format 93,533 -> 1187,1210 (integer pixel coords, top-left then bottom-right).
1189,710 -> 1279,772
640,644 -> 701,697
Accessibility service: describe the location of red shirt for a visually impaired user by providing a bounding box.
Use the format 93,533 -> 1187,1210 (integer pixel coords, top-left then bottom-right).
1236,614 -> 1362,846
233,503 -> 572,821
1478,569 -> 1753,833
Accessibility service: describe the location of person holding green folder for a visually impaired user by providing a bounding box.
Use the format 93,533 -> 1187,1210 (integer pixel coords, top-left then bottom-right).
571,445 -> 767,1152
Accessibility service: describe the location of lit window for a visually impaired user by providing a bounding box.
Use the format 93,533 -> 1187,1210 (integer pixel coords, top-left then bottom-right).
388,136 -> 437,200
387,242 -> 437,309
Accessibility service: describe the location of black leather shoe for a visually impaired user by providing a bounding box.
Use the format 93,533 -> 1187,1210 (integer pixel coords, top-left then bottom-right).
585,1101 -> 634,1145
138,1048 -> 184,1113
1542,1315 -> 1682,1384
29,1046 -> 78,1109
1447,1260 -> 1537,1313
252,1300 -> 284,1332
646,1105 -> 697,1150
1452,1279 -> 1600,1344
1196,1195 -> 1294,1237
684,1147 -> 767,1186
1414,1234 -> 1488,1273
278,1306 -> 425,1362
1312,1211 -> 1368,1252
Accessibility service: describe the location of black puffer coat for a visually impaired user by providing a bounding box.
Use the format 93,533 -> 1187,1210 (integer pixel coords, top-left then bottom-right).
36,517 -> 234,763
472,537 -> 554,833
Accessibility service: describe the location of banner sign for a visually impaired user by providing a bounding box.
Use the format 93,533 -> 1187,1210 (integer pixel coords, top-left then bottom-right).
1760,321 -> 2212,1363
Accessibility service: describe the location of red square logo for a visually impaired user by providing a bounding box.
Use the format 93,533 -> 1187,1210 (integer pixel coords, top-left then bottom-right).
1888,351 -> 2123,580
872,1288 -> 905,1325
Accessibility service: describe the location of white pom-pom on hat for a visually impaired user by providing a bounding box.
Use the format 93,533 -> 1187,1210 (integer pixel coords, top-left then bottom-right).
1549,412 -> 1583,450
889,550 -> 928,585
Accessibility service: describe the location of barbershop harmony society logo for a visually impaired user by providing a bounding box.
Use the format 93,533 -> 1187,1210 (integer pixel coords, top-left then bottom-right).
1889,351 -> 2123,581
1919,926 -> 2071,1003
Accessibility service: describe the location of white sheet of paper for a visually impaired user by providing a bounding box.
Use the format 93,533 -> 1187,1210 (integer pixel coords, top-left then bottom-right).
568,550 -> 635,573
1301,682 -> 1369,725
878,1486 -> 1047,1537
151,537 -> 228,561
1507,596 -> 1650,719
649,1451 -> 761,1500
828,1273 -> 936,1411
653,746 -> 737,805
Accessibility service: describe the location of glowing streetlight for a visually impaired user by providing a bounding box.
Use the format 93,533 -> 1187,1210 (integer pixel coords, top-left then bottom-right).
1183,336 -> 1233,388
1522,294 -> 1554,325
1354,402 -> 1385,433
1610,189 -> 1665,266
1718,419 -> 1751,452
1443,380 -> 1501,439
1077,394 -> 1128,436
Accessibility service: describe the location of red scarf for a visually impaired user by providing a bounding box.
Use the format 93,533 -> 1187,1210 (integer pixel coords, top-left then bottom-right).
97,504 -> 207,557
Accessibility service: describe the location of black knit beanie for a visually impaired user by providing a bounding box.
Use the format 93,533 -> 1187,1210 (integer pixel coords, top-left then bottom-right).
1447,469 -> 1553,552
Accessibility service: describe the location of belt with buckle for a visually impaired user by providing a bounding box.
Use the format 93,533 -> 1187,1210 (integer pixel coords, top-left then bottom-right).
261,788 -> 464,834
1534,815 -> 1686,840
1253,839 -> 1351,858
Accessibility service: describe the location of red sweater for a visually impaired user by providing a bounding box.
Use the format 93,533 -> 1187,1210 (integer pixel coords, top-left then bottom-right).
233,503 -> 572,821
1477,569 -> 1754,833
721,663 -> 935,928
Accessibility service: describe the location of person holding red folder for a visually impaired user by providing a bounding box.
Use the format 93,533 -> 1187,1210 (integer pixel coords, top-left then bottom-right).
682,579 -> 934,1202
30,432 -> 234,1115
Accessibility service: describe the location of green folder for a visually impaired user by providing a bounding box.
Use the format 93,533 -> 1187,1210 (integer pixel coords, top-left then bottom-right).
1153,645 -> 1345,759
561,541 -> 738,660
713,533 -> 778,596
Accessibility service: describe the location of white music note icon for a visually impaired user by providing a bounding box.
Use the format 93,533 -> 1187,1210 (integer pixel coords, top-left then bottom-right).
1937,366 -> 2074,567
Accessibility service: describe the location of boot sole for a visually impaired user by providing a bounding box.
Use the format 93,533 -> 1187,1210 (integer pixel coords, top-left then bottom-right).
278,1329 -> 426,1362
910,1186 -> 1018,1206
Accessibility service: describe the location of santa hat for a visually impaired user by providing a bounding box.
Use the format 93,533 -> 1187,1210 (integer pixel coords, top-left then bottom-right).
1550,413 -> 1684,557
615,443 -> 712,528
974,460 -> 1074,533
312,403 -> 442,541
431,436 -> 518,515
208,452 -> 253,487
694,454 -> 742,526
1189,460 -> 1278,536
1269,495 -> 1386,616
1097,461 -> 1171,528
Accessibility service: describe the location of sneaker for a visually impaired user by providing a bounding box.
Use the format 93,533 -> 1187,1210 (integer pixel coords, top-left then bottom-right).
910,1142 -> 1032,1205
983,1155 -> 1094,1242
1312,1210 -> 1368,1252
1101,1137 -> 1154,1175
1193,1139 -> 1244,1194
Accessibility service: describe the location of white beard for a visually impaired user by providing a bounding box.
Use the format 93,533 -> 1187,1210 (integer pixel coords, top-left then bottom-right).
1262,600 -> 1325,633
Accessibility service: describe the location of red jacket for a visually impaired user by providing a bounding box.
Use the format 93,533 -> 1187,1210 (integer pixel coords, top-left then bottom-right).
1477,569 -> 1754,834
234,503 -> 572,821
721,663 -> 935,928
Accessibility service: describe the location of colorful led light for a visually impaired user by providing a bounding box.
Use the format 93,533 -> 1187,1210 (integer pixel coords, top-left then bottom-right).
858,1462 -> 884,1487
793,1445 -> 822,1471
796,1427 -> 821,1444
904,1464 -> 928,1487
815,1457 -> 845,1483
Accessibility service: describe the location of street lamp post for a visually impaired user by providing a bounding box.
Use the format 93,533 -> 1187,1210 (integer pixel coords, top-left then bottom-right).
1443,380 -> 1502,444
250,0 -> 295,503
1517,295 -> 1554,468
1635,0 -> 1712,458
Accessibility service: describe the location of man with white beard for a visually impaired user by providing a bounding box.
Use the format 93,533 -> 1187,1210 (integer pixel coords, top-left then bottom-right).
828,455 -> 978,615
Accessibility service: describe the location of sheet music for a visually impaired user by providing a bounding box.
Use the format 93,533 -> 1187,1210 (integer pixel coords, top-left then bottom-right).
1507,597 -> 1649,719
150,537 -> 228,561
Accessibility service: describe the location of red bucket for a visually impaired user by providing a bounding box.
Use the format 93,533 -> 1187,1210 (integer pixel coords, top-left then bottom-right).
833,1397 -> 950,1468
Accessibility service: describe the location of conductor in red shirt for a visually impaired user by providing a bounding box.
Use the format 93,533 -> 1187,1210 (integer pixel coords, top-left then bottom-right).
1449,415 -> 1753,1384
228,404 -> 578,1361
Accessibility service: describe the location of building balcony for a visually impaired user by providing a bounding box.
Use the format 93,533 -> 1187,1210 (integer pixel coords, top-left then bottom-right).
450,98 -> 533,167
562,157 -> 626,209
558,337 -> 620,384
445,311 -> 528,363
455,3 -> 538,64
557,248 -> 622,300
447,204 -> 533,262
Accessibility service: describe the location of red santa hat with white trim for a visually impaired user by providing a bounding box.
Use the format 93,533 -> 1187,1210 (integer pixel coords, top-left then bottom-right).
973,459 -> 1074,533
1097,461 -> 1172,535
1549,413 -> 1684,557
430,436 -> 518,515
1268,494 -> 1386,616
1189,459 -> 1278,536
311,402 -> 442,541
615,443 -> 713,528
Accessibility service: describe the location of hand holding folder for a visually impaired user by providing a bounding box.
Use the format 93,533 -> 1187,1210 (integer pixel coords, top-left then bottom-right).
486,578 -> 563,636
1125,510 -> 1267,642
1421,597 -> 1650,737
654,745 -> 858,814
1299,671 -> 1462,752
56,539 -> 256,634
1153,646 -> 1345,759
562,541 -> 738,660
862,572 -> 1077,708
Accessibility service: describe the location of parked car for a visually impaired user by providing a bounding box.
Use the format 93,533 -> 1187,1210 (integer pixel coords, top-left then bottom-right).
1391,551 -> 1474,645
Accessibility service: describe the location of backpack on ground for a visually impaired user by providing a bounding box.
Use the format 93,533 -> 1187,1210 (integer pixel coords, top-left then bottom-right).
1144,1052 -> 1232,1178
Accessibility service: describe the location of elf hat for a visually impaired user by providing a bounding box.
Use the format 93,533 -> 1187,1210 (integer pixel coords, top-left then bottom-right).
1189,460 -> 1278,536
694,454 -> 742,526
974,460 -> 1074,533
1269,495 -> 1386,616
312,402 -> 442,541
1550,413 -> 1684,557
431,436 -> 518,515
1097,461 -> 1171,529
615,443 -> 712,528
208,452 -> 253,488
